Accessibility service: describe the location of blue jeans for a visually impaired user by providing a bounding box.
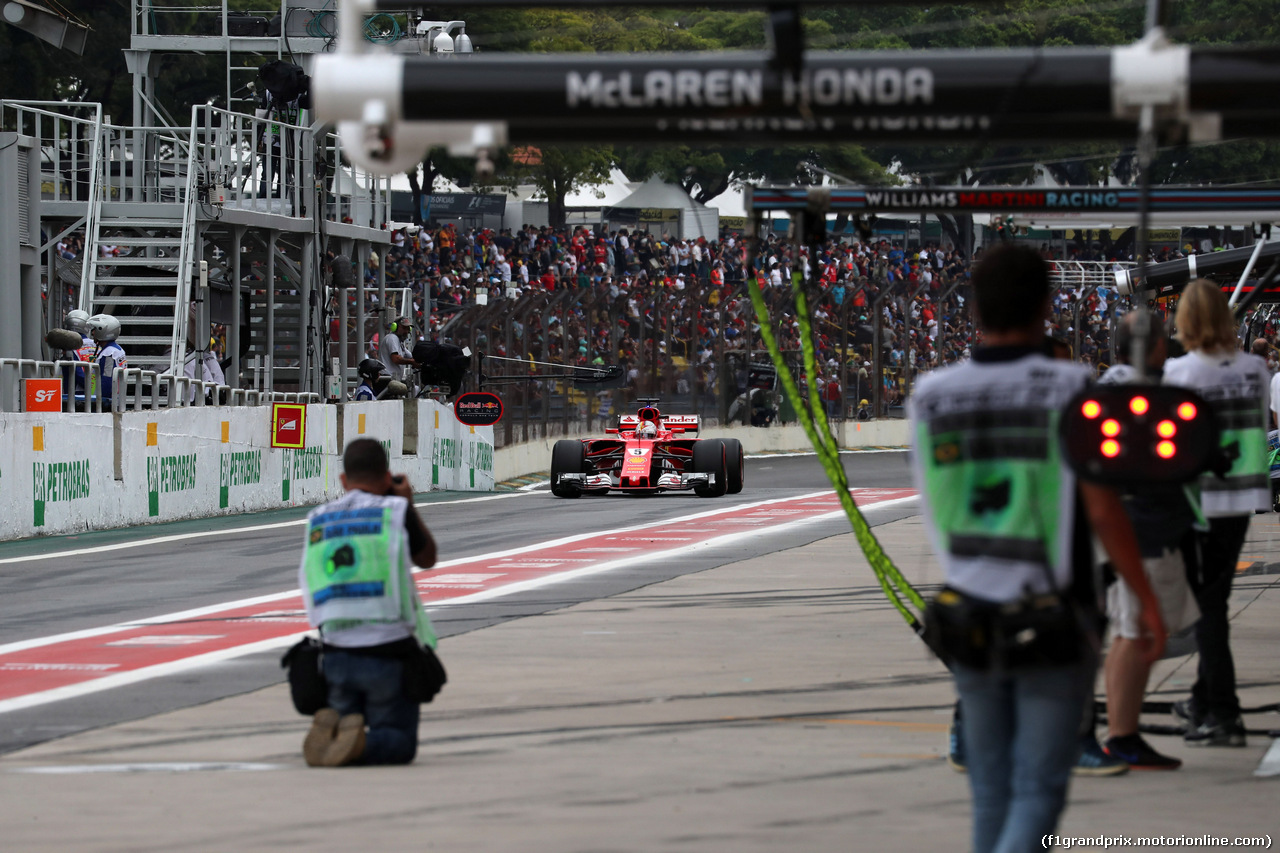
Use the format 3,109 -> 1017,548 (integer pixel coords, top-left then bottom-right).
323,648 -> 420,765
953,656 -> 1097,853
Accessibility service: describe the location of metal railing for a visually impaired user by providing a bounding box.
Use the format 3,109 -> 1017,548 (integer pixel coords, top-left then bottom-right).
0,359 -> 105,413
0,358 -> 319,413
111,367 -> 321,412
1051,260 -> 1134,291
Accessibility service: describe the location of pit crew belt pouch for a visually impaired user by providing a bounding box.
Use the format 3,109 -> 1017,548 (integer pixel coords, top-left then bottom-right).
923,587 -> 1088,670
281,636 -> 328,715
402,643 -> 448,704
922,588 -> 992,669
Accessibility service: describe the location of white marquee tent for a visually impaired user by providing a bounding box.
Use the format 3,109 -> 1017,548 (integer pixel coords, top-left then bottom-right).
603,175 -> 721,239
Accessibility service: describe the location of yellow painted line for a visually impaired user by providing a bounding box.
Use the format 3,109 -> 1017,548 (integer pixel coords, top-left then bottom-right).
221,421 -> 230,443
858,753 -> 943,761
146,422 -> 158,446
32,426 -> 43,452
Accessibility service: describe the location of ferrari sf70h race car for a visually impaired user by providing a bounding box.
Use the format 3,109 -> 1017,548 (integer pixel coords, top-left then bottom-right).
550,401 -> 744,498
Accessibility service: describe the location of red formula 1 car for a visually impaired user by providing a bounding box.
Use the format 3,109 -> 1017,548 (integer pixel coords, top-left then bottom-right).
550,400 -> 744,498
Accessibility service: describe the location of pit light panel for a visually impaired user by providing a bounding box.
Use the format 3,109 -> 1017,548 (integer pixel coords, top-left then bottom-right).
1061,385 -> 1219,485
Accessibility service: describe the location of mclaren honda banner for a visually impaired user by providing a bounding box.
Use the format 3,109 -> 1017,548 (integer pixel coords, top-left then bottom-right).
389,49 -> 1280,143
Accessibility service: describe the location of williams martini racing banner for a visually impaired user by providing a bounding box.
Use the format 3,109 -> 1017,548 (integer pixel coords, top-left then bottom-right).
746,186 -> 1280,216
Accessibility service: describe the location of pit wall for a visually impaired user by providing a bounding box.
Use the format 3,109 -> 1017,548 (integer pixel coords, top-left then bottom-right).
491,418 -> 910,484
0,400 -> 494,541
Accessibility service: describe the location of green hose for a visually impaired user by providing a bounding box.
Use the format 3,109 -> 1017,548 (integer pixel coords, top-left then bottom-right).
747,273 -> 926,633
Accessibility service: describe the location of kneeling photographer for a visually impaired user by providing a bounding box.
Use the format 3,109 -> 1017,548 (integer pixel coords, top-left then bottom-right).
294,438 -> 443,767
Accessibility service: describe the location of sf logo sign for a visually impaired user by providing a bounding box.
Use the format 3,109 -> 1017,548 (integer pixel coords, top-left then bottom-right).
24,379 -> 63,412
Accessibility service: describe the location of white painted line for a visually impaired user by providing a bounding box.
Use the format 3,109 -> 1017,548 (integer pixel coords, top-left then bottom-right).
744,449 -> 908,459
0,490 -> 836,657
0,634 -> 305,714
1256,738 -> 1280,777
424,495 -> 919,609
11,762 -> 283,774
0,491 -> 918,714
0,492 -> 525,566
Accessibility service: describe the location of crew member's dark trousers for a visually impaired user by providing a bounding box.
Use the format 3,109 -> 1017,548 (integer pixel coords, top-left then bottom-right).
323,648 -> 420,765
1187,515 -> 1250,720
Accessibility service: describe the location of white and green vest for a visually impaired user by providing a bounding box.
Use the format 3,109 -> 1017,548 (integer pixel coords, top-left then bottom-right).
909,354 -> 1091,603
298,490 -> 436,648
1164,350 -> 1270,517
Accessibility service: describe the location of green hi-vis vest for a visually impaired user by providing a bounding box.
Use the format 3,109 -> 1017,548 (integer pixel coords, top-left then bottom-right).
909,355 -> 1091,604
1199,396 -> 1268,514
1164,351 -> 1270,517
303,501 -> 405,626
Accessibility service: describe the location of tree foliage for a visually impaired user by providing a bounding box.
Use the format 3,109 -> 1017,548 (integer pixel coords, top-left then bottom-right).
496,145 -> 616,229
9,0 -> 1280,217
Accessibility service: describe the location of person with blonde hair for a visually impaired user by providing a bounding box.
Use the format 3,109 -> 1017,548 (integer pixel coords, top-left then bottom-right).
1163,278 -> 1270,747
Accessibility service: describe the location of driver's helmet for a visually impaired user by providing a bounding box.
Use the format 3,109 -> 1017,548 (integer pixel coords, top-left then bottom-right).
637,420 -> 657,438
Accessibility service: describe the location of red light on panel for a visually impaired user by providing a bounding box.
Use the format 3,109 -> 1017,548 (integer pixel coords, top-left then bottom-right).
1156,420 -> 1177,438
1101,419 -> 1121,437
1156,440 -> 1177,459
1101,439 -> 1122,458
1129,396 -> 1150,416
1177,402 -> 1197,420
1081,400 -> 1102,419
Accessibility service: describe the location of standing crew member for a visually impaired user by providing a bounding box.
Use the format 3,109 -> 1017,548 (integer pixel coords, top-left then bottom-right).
86,314 -> 126,407
298,438 -> 438,766
1098,311 -> 1200,770
59,309 -> 96,395
910,244 -> 1165,853
1164,278 -> 1269,747
379,317 -> 416,382
65,309 -> 95,361
352,358 -> 384,402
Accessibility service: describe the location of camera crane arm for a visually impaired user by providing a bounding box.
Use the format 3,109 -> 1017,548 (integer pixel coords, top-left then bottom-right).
476,355 -> 625,391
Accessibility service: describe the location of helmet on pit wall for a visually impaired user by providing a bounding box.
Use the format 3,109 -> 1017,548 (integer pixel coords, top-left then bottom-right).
87,313 -> 121,343
65,309 -> 90,334
357,357 -> 386,381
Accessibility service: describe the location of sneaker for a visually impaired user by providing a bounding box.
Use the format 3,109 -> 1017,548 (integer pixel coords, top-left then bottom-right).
323,713 -> 367,766
947,715 -> 966,773
1074,733 -> 1129,776
1172,698 -> 1202,730
1184,715 -> 1246,747
303,708 -> 340,767
1103,735 -> 1182,770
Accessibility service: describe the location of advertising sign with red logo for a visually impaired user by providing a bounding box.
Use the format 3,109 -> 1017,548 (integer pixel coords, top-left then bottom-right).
24,378 -> 62,412
454,392 -> 503,427
270,403 -> 307,449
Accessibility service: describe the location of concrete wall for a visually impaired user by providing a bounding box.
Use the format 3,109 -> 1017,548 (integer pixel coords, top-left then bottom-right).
492,418 -> 909,483
0,402 -> 494,541
0,405 -> 898,540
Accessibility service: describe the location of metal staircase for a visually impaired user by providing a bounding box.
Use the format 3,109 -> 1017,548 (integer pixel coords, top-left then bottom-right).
241,232 -> 309,391
79,121 -> 197,373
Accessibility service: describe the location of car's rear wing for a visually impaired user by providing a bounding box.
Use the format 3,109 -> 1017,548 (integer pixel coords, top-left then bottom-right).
613,413 -> 701,434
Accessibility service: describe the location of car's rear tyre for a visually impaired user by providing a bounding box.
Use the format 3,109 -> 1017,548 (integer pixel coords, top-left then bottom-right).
693,439 -> 728,497
722,438 -> 744,494
550,440 -> 585,498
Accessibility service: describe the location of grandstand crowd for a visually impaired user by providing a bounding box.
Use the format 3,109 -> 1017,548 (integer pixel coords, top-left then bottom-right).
351,222 -> 1165,416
